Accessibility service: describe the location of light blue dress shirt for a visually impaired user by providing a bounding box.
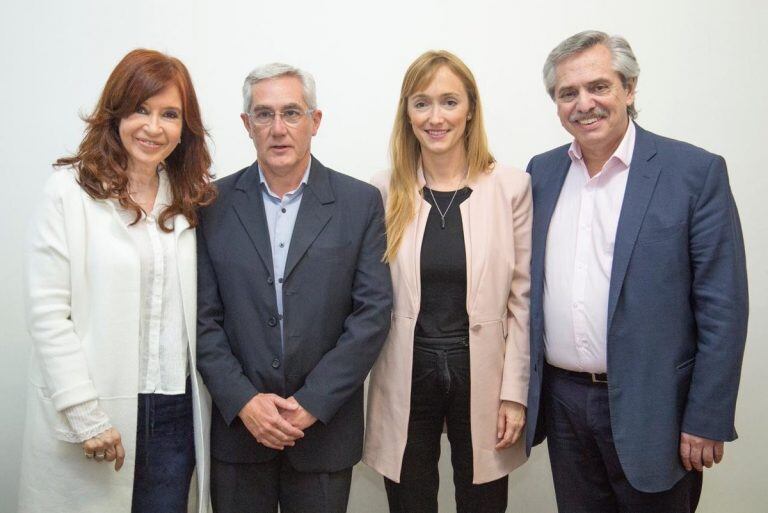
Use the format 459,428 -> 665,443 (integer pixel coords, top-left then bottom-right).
258,162 -> 311,350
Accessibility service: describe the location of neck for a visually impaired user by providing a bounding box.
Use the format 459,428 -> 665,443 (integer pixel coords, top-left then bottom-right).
421,146 -> 467,191
260,156 -> 309,198
581,120 -> 629,177
126,162 -> 159,191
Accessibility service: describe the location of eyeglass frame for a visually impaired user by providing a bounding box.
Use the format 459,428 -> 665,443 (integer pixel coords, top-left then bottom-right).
247,107 -> 316,127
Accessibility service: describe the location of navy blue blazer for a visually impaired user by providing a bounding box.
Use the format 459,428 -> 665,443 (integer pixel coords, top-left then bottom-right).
524,125 -> 748,492
196,156 -> 392,472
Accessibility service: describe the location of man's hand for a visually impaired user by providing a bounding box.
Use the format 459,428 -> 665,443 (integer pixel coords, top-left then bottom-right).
680,432 -> 724,471
281,396 -> 318,431
495,400 -> 526,450
238,394 -> 305,450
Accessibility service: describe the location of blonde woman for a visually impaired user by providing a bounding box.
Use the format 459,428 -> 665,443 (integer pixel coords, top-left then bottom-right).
363,51 -> 532,513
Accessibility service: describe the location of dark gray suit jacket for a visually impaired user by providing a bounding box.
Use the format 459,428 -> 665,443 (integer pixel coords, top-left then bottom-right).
196,157 -> 392,472
525,125 -> 748,492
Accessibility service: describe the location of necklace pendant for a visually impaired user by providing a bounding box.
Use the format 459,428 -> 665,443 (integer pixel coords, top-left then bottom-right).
440,218 -> 446,229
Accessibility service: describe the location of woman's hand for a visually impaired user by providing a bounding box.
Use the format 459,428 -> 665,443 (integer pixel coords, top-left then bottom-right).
495,400 -> 526,450
82,427 -> 125,471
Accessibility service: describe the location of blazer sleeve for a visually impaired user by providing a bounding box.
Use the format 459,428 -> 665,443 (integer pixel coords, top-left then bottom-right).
196,212 -> 259,424
500,172 -> 533,405
293,187 -> 393,424
25,173 -> 99,412
681,155 -> 749,441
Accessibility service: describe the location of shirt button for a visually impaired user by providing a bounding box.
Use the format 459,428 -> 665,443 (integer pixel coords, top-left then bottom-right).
271,358 -> 280,369
267,276 -> 274,285
279,242 -> 285,248
267,317 -> 277,327
281,208 -> 286,213
278,277 -> 283,284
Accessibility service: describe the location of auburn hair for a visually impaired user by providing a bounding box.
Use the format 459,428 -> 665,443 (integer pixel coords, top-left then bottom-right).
55,48 -> 216,230
385,50 -> 494,261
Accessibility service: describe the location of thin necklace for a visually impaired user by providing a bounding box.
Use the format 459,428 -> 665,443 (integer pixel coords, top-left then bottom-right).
426,169 -> 467,229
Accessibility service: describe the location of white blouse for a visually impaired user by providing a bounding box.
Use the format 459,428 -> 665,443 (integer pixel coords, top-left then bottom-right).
62,170 -> 189,441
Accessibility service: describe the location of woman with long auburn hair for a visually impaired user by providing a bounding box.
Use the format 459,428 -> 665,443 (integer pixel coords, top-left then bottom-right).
19,49 -> 216,513
363,50 -> 532,512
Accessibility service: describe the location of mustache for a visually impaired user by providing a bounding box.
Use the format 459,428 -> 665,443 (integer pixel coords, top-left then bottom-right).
569,107 -> 609,123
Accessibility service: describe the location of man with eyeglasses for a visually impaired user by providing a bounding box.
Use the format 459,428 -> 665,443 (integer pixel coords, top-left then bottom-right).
196,63 -> 392,513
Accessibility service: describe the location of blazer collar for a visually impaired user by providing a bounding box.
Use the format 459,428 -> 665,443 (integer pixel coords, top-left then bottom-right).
233,161 -> 274,274
606,124 -> 661,329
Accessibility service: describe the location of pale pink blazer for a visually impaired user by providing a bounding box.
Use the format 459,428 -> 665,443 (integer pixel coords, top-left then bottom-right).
363,165 -> 532,484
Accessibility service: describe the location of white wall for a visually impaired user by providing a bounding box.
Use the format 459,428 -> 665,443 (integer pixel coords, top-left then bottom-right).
1,1 -> 766,511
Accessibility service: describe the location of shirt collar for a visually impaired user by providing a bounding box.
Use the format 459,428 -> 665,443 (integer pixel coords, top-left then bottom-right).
257,160 -> 311,199
568,120 -> 636,169
152,167 -> 171,214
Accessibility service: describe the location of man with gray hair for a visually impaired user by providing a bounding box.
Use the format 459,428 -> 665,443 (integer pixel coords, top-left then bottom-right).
196,63 -> 392,512
525,31 -> 748,512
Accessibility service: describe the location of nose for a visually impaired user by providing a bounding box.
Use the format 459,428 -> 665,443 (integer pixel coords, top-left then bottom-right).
144,114 -> 162,134
575,90 -> 596,112
427,105 -> 445,125
270,113 -> 288,135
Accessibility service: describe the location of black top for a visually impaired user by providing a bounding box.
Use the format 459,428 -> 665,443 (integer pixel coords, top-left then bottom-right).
415,187 -> 472,338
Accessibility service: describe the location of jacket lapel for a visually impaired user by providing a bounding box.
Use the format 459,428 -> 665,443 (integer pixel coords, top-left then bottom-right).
463,173 -> 488,316
232,162 -> 275,275
531,154 -> 570,306
607,126 -> 661,329
174,214 -> 196,355
283,157 -> 335,280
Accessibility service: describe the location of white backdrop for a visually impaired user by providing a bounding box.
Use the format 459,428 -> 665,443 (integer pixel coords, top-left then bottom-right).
1,1 -> 766,511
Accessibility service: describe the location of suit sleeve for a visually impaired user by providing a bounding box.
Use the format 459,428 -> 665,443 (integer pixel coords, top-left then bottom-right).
196,213 -> 259,424
681,155 -> 748,441
501,173 -> 533,405
25,174 -> 100,413
293,189 -> 393,424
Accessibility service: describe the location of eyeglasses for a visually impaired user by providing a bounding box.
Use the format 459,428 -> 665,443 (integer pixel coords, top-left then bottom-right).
248,108 -> 314,126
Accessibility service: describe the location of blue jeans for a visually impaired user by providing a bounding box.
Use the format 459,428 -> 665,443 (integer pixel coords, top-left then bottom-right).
131,380 -> 195,513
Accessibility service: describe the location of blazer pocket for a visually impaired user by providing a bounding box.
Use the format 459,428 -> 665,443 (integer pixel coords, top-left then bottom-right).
35,386 -> 80,442
636,222 -> 687,245
675,357 -> 696,371
308,244 -> 351,262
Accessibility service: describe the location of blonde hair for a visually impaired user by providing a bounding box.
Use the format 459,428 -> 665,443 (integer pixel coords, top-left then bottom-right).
384,50 -> 495,261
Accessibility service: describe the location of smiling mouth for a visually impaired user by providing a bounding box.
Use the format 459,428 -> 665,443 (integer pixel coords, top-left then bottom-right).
137,138 -> 162,148
575,117 -> 602,126
425,129 -> 449,137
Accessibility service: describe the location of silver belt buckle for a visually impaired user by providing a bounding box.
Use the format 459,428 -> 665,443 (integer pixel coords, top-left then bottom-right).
591,373 -> 608,384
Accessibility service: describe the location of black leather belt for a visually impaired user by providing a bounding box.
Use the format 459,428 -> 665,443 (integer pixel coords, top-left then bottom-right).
546,363 -> 608,385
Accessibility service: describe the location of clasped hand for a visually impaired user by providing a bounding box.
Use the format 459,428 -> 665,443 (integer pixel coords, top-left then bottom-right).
238,394 -> 317,450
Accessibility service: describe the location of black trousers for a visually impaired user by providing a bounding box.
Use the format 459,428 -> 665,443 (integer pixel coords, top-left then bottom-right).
211,454 -> 353,513
384,336 -> 508,513
544,364 -> 703,513
131,381 -> 195,513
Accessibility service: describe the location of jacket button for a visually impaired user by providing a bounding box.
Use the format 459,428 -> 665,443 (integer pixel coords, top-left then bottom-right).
271,358 -> 280,369
267,317 -> 277,327
267,276 -> 274,285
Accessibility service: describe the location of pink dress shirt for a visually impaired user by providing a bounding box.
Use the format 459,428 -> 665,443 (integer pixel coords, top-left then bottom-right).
543,122 -> 636,374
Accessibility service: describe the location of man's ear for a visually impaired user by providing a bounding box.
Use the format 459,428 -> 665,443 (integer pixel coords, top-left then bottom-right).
311,109 -> 323,136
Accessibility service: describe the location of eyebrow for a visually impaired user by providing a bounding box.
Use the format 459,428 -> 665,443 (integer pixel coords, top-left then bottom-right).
558,78 -> 612,91
410,92 -> 462,100
251,102 -> 305,111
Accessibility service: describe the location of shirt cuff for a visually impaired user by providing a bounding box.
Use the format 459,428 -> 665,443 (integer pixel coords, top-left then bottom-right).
61,400 -> 112,443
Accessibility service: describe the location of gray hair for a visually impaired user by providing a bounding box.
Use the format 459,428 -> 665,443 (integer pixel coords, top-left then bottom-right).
241,63 -> 317,113
543,30 -> 640,119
